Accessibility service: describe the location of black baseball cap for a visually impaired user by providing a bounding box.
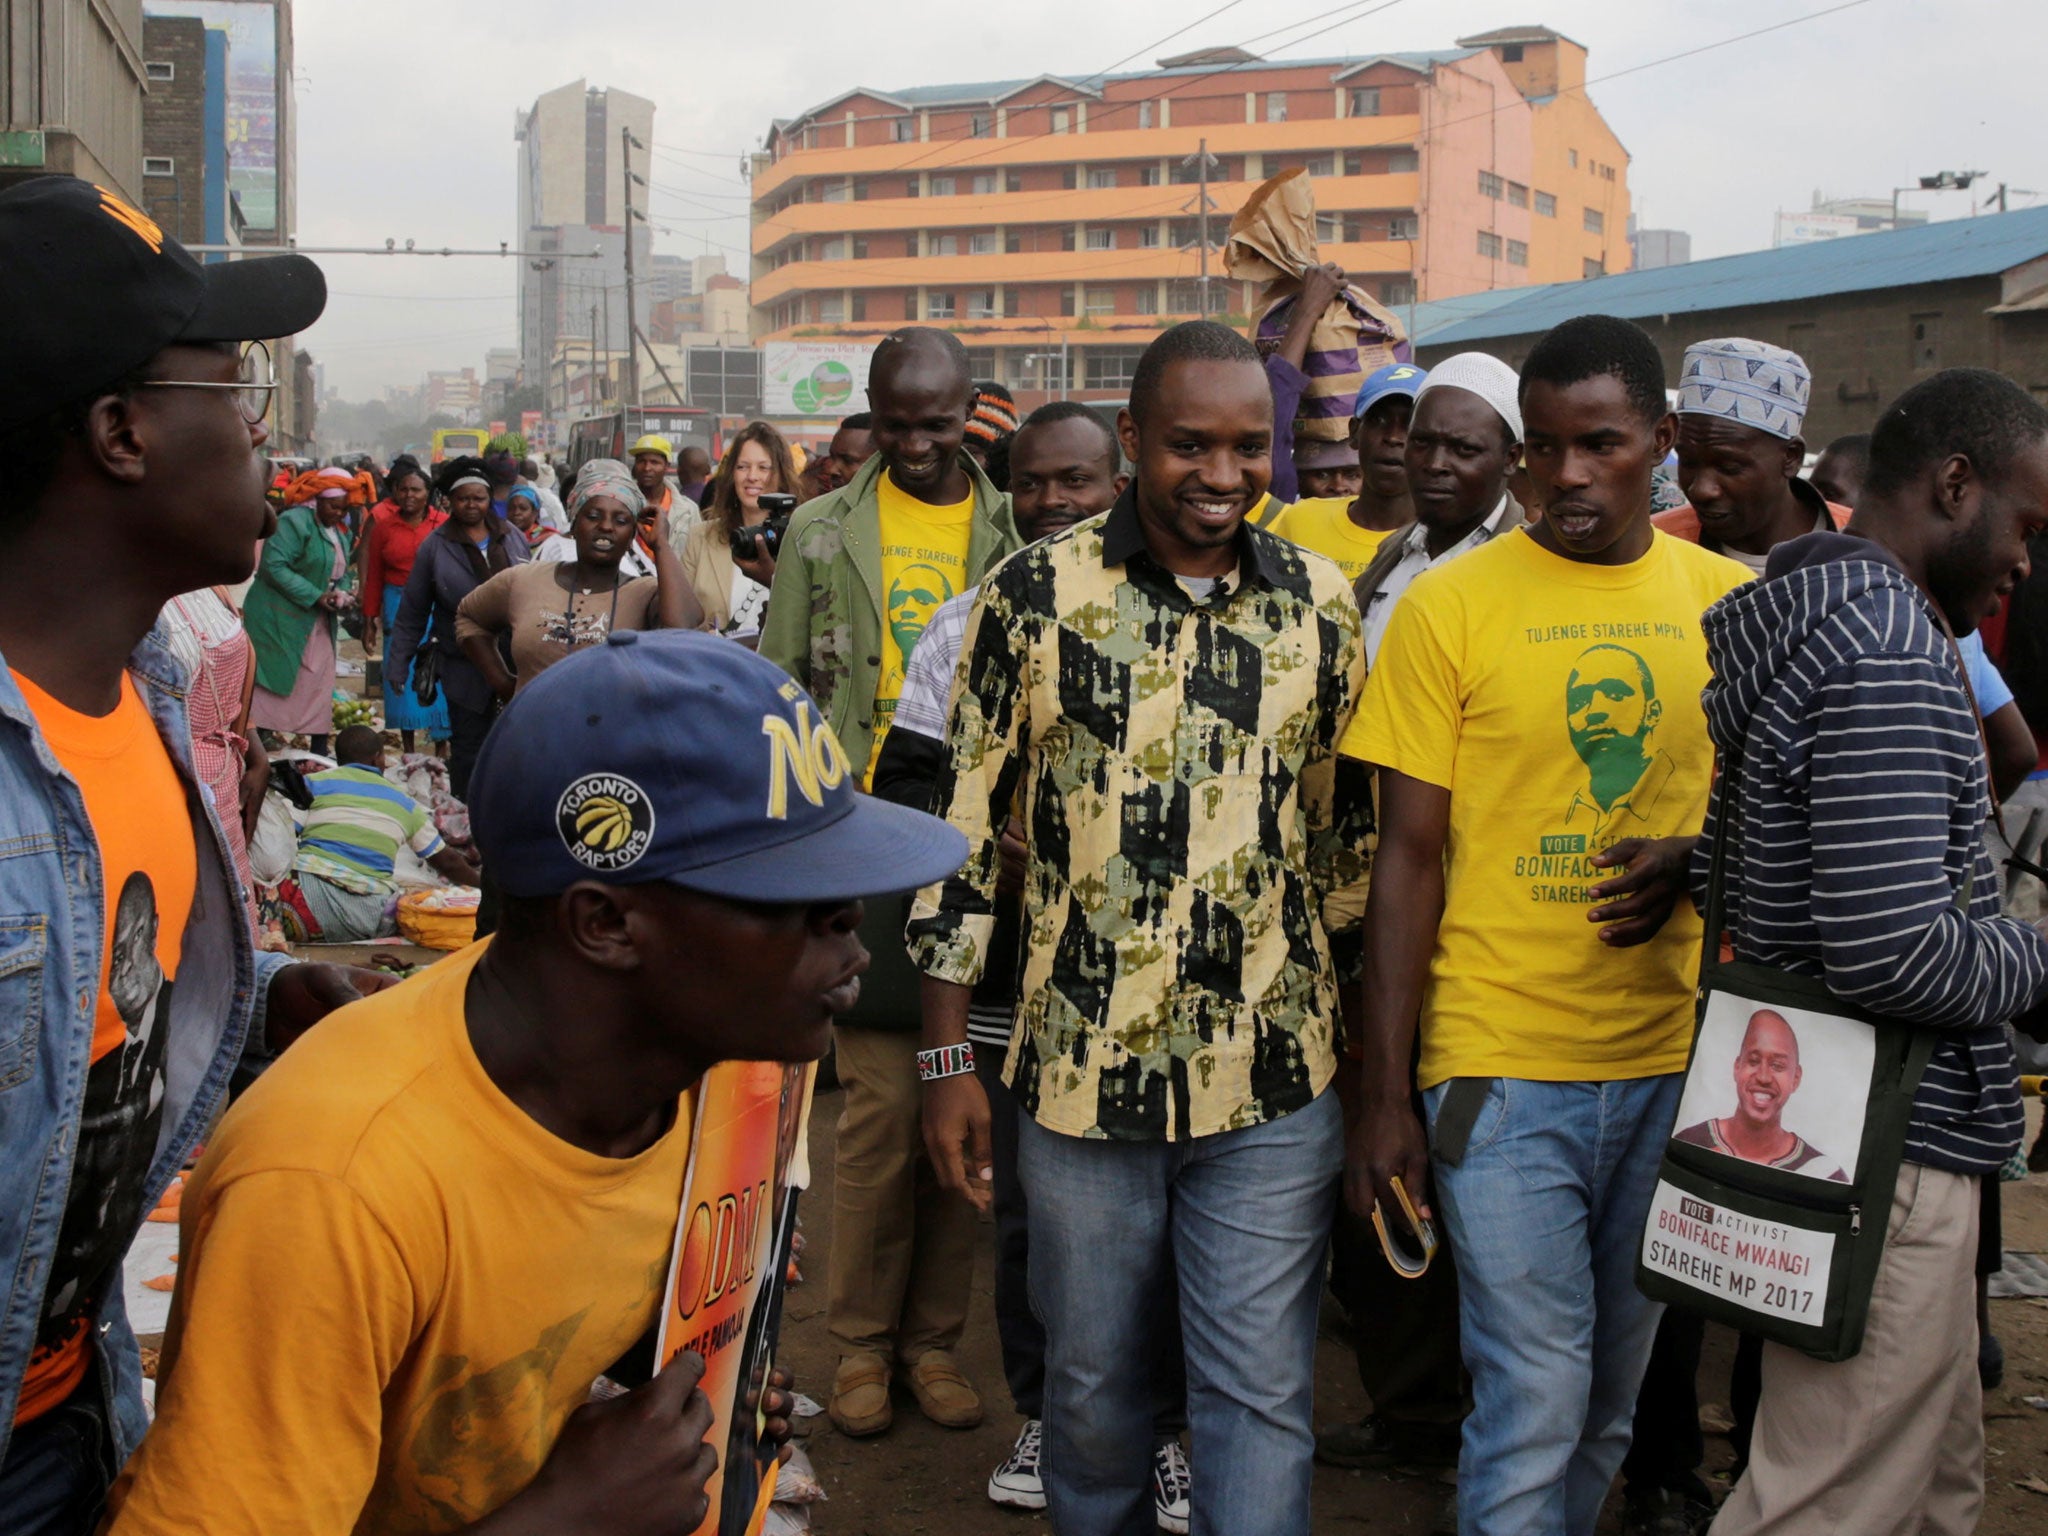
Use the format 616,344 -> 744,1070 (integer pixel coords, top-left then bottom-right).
0,175 -> 327,433
469,629 -> 970,903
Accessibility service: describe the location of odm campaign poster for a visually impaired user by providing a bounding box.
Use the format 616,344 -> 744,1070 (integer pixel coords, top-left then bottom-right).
656,1058 -> 815,1536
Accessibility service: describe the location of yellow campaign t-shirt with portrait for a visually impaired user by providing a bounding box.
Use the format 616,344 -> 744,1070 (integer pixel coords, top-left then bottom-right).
869,470 -> 973,784
1343,528 -> 1750,1089
1266,497 -> 1402,582
11,671 -> 194,1426
104,942 -> 696,1536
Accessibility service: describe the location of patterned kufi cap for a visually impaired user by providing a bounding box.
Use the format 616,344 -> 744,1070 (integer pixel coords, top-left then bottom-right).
1677,337 -> 1811,439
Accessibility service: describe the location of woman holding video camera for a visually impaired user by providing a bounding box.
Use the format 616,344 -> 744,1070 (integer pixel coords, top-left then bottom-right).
681,420 -> 800,643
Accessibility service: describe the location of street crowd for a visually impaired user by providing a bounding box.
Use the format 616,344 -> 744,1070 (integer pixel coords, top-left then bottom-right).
3,171 -> 2048,1536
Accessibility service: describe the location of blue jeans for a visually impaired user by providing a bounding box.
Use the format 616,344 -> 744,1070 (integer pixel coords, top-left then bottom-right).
1018,1089 -> 1343,1536
0,1373 -> 116,1536
1424,1075 -> 1681,1536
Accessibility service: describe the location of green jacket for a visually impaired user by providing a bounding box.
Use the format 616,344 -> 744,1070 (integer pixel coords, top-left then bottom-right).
242,504 -> 352,695
760,450 -> 1018,775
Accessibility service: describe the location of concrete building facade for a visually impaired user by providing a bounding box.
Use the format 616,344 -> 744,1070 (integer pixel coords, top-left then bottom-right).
139,14 -> 240,248
0,0 -> 147,202
1630,223 -> 1690,271
514,80 -> 656,400
750,25 -> 1628,400
142,0 -> 293,246
424,368 -> 482,419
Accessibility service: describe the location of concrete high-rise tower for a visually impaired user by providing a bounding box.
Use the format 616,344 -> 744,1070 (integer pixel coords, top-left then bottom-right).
514,80 -> 655,407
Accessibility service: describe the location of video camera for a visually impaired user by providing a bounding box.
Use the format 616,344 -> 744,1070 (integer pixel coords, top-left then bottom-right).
730,493 -> 798,561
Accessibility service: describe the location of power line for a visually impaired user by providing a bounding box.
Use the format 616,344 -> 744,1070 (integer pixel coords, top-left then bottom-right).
327,289 -> 517,302
751,0 -> 1880,270
1072,0 -> 1256,88
1278,0 -> 1884,181
878,0 -> 1414,180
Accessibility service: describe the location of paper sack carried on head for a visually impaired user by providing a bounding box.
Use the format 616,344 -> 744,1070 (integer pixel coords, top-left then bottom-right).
1226,168 -> 1411,442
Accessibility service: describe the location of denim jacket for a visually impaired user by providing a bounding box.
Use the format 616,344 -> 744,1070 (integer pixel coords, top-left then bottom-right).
0,626 -> 291,1466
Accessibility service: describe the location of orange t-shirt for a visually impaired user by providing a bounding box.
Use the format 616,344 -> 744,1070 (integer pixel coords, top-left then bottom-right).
11,671 -> 195,1423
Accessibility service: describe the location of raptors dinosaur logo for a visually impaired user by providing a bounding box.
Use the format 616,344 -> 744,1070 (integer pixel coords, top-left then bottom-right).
556,774 -> 656,873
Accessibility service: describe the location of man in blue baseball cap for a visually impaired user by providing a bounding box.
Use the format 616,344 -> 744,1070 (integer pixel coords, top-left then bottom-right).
1268,362 -> 1426,582
104,631 -> 968,1536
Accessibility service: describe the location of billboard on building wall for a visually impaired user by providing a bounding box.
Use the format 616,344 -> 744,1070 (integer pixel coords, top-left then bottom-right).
145,1 -> 279,233
1773,211 -> 1861,248
762,342 -> 875,417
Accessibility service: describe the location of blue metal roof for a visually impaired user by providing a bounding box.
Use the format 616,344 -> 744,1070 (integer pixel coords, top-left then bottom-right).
1424,206 -> 2048,349
1403,285 -> 1564,346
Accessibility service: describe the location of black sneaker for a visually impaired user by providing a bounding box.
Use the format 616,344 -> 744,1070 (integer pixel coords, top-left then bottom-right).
1315,1415 -> 1457,1472
987,1419 -> 1045,1510
1153,1439 -> 1191,1533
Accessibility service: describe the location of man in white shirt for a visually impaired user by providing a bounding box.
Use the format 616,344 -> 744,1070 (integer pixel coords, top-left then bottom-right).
1353,354 -> 1526,665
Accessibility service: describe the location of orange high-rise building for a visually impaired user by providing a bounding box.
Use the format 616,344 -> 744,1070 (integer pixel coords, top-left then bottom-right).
750,26 -> 1629,402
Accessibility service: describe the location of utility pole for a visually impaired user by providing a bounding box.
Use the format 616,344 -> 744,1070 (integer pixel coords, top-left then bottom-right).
635,325 -> 686,407
622,125 -> 646,408
589,302 -> 599,414
1180,139 -> 1222,319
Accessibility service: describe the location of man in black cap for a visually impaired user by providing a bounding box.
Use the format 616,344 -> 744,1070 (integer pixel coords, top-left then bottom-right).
0,176 -> 391,1534
102,630 -> 968,1536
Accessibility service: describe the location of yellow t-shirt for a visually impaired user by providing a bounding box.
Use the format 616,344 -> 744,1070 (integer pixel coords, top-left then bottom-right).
1344,528 -> 1750,1088
869,469 -> 973,784
105,942 -> 696,1536
1267,497 -> 1403,582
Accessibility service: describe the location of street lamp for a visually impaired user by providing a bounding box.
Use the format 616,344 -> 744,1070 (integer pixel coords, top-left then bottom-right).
1893,170 -> 1987,227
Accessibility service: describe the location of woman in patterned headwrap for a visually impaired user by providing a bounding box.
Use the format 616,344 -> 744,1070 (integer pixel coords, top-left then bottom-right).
454,458 -> 699,702
244,467 -> 362,757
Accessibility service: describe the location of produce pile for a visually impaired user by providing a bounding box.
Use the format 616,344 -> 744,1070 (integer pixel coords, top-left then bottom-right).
332,692 -> 376,733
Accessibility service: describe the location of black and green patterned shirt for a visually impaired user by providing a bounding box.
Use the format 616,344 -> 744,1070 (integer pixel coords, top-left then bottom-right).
906,489 -> 1373,1141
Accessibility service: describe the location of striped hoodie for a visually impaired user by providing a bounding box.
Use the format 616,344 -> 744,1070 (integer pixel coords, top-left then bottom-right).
1696,531 -> 2045,1173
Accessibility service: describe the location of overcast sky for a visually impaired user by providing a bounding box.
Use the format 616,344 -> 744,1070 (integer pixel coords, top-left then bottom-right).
294,0 -> 2044,399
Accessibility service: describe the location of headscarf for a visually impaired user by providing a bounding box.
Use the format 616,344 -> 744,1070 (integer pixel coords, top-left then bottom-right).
284,467 -> 356,508
568,458 -> 645,520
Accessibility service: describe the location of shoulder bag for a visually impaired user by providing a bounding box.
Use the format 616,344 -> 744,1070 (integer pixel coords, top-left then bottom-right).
1635,749 -> 1943,1361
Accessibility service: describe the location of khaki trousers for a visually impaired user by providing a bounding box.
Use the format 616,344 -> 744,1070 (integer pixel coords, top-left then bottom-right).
1711,1163 -> 1983,1536
826,1025 -> 979,1363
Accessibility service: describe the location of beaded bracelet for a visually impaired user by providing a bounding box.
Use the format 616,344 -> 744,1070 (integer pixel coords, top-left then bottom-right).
916,1042 -> 976,1082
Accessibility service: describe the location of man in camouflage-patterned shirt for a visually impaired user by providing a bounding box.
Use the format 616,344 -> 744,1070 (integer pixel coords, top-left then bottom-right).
909,321 -> 1372,1535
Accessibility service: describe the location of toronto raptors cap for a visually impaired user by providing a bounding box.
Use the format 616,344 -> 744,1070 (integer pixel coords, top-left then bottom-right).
0,175 -> 327,433
468,629 -> 969,901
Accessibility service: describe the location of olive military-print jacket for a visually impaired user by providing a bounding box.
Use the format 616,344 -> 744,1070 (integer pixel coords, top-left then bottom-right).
760,450 -> 1017,777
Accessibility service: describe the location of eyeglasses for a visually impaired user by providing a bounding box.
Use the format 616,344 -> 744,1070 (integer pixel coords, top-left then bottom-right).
136,340 -> 278,424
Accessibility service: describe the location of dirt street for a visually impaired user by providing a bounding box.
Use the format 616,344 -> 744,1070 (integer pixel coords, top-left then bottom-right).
781,1091 -> 2048,1534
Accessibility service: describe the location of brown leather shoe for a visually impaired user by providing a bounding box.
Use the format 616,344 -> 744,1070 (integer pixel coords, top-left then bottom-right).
905,1349 -> 983,1429
828,1351 -> 893,1438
